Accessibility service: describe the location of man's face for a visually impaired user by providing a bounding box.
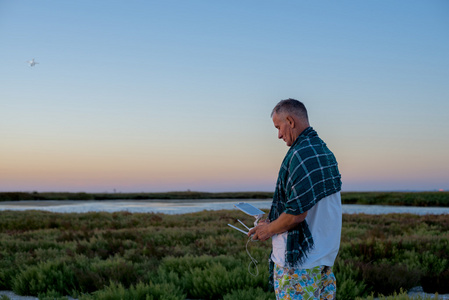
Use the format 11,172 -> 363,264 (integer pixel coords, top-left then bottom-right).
272,112 -> 294,147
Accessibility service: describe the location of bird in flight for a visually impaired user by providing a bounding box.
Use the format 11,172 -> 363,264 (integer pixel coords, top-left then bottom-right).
27,58 -> 39,67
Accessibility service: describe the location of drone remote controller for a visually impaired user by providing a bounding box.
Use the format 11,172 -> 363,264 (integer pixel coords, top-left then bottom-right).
227,202 -> 265,235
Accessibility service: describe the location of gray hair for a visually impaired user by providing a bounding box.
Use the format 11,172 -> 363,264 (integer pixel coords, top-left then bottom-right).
271,98 -> 309,121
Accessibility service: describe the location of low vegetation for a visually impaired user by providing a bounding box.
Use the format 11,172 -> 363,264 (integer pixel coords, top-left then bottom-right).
341,191 -> 449,207
0,208 -> 448,299
1,191 -> 448,207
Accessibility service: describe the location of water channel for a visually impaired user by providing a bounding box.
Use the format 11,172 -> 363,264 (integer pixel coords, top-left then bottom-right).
1,199 -> 449,215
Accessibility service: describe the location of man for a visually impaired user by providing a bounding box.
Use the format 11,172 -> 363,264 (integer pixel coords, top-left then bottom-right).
248,99 -> 342,299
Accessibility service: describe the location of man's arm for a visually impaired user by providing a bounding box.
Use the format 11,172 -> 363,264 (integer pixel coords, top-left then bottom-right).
248,211 -> 307,241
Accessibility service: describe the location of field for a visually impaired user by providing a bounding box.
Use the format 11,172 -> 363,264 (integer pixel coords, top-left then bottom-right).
0,204 -> 448,299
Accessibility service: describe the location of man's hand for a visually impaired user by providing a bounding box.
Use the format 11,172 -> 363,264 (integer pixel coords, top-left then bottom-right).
248,212 -> 308,241
248,221 -> 272,241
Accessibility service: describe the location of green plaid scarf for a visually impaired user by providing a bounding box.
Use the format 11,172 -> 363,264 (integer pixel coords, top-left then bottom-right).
268,127 -> 341,285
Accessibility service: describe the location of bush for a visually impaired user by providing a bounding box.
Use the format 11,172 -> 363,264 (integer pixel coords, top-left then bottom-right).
358,288 -> 440,300
38,290 -> 69,300
421,268 -> 449,294
157,255 -> 270,300
89,256 -> 138,289
334,260 -> 369,300
419,251 -> 449,294
79,281 -> 185,300
360,263 -> 421,296
223,287 -> 275,300
12,259 -> 76,297
69,255 -> 105,293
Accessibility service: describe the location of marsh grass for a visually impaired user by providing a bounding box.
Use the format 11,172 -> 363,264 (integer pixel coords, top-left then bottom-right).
0,210 -> 448,299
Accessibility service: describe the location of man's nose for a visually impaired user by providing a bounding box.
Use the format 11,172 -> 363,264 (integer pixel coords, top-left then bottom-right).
278,131 -> 282,139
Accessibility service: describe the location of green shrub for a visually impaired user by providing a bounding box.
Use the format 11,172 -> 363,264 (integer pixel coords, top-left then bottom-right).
338,276 -> 368,300
419,251 -> 448,274
0,272 -> 4,289
89,256 -> 138,288
360,263 -> 421,296
0,254 -> 17,289
79,281 -> 185,300
358,288 -> 440,300
334,260 -> 369,300
223,287 -> 275,300
421,268 -> 449,294
38,289 -> 69,300
157,255 -> 270,300
69,255 -> 105,293
186,263 -> 235,299
12,259 -> 76,297
418,250 -> 449,294
159,255 -> 241,275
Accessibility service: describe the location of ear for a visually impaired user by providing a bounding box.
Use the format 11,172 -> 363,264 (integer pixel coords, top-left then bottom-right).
286,115 -> 295,128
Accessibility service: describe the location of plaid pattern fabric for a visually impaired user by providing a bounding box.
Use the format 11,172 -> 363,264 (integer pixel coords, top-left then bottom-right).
268,127 -> 341,285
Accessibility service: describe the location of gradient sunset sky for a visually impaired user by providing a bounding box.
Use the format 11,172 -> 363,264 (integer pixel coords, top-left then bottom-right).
1,1 -> 448,193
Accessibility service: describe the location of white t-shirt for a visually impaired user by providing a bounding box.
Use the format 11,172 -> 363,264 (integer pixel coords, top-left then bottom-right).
271,192 -> 342,269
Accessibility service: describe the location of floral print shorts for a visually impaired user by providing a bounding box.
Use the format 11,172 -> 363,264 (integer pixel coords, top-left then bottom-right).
273,264 -> 336,300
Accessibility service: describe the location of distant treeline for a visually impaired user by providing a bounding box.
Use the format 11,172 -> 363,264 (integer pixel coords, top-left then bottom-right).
341,191 -> 449,207
0,191 -> 273,201
0,191 -> 448,207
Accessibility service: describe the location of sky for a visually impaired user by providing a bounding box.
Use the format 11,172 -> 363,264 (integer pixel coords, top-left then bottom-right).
1,0 -> 448,193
